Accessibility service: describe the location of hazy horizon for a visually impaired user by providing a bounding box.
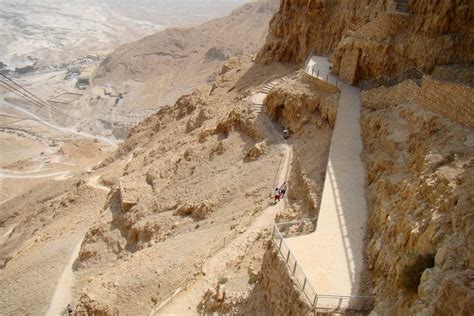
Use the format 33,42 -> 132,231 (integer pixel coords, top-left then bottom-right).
0,0 -> 249,70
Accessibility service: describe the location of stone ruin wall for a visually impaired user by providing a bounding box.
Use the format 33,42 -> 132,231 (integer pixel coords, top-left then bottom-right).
418,77 -> 474,127
363,77 -> 474,128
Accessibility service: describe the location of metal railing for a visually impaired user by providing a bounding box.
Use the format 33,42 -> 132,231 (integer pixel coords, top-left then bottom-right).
276,218 -> 318,238
361,66 -> 424,90
303,52 -> 340,88
307,65 -> 340,87
386,0 -> 412,15
271,222 -> 375,312
206,230 -> 238,257
347,17 -> 369,32
151,278 -> 189,314
272,225 -> 318,306
261,69 -> 299,86
150,230 -> 238,314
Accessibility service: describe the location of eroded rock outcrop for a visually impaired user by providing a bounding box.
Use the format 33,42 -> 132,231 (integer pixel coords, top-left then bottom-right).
240,242 -> 311,315
258,0 -> 473,82
361,81 -> 474,314
265,74 -> 338,220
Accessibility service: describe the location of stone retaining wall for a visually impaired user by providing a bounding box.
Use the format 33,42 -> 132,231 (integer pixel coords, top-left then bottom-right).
255,241 -> 312,315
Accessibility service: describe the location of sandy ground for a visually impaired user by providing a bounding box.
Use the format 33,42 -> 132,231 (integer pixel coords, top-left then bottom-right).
285,56 -> 369,307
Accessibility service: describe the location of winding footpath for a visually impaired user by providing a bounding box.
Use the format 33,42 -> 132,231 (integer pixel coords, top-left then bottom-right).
1,96 -> 118,146
157,144 -> 292,315
45,175 -> 111,316
156,82 -> 293,314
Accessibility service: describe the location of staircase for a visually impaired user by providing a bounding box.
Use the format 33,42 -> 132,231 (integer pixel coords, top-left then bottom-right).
259,74 -> 294,94
386,0 -> 412,15
251,72 -> 298,113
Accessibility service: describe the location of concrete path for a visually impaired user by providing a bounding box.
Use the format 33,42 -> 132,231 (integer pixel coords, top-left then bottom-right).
285,56 -> 368,305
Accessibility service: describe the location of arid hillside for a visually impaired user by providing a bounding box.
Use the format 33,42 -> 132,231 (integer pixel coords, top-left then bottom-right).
258,0 -> 473,81
1,0 -> 472,315
93,0 -> 279,108
361,79 -> 473,314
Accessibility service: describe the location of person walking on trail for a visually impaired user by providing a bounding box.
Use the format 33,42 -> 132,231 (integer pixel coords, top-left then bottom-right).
274,187 -> 281,204
283,128 -> 289,139
280,181 -> 288,198
66,304 -> 73,316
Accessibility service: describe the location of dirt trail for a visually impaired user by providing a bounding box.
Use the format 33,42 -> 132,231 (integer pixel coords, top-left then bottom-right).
45,236 -> 84,316
0,169 -> 71,179
1,96 -> 118,146
157,144 -> 292,315
0,224 -> 17,245
87,175 -> 110,192
45,176 -> 111,315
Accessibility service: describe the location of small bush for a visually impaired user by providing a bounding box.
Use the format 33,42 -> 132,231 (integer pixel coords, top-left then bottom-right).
400,252 -> 435,292
248,274 -> 258,285
218,276 -> 228,284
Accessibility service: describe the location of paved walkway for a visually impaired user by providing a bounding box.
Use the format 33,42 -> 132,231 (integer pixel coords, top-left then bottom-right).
285,56 -> 368,303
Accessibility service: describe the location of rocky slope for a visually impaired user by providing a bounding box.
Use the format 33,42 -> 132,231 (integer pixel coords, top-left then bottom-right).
265,73 -> 338,221
361,80 -> 474,314
258,0 -> 473,81
71,57 -> 303,313
92,0 -> 279,108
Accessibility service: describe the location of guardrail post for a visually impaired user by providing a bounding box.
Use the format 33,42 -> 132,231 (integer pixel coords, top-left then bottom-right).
279,237 -> 283,250
312,294 -> 318,307
286,249 -> 291,263
302,277 -> 307,291
317,69 -> 319,78
337,297 -> 342,310
292,261 -> 297,275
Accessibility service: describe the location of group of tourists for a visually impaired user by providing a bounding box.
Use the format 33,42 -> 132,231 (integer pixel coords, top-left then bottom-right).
273,181 -> 288,204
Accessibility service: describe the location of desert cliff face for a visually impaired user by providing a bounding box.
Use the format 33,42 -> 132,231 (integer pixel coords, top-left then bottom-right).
361,81 -> 474,314
258,0 -> 473,81
256,0 -> 473,313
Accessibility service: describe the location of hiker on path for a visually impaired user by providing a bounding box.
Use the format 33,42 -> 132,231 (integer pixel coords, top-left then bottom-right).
274,187 -> 281,204
279,181 -> 288,198
66,304 -> 73,316
283,128 -> 289,139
